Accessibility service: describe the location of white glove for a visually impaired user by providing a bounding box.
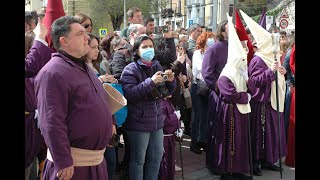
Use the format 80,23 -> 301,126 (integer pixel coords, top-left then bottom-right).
175,128 -> 183,138
174,110 -> 181,120
239,68 -> 249,81
34,109 -> 40,129
247,93 -> 251,103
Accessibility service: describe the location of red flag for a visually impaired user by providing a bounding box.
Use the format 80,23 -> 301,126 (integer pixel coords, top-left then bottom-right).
43,0 -> 65,51
235,9 -> 254,65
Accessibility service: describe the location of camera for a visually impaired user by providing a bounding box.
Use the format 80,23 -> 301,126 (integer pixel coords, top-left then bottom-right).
161,73 -> 169,81
148,81 -> 169,100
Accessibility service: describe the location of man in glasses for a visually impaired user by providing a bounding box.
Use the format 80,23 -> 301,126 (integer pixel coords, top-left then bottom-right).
120,7 -> 144,38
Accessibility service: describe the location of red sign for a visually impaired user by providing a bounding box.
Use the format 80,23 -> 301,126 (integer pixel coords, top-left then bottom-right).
280,19 -> 289,29
280,8 -> 289,19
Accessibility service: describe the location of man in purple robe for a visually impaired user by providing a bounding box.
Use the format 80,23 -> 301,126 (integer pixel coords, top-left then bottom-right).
201,20 -> 228,175
240,10 -> 287,176
213,15 -> 252,180
34,16 -> 115,180
25,19 -> 53,179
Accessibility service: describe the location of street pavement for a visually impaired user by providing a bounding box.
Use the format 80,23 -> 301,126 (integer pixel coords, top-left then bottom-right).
114,134 -> 295,180
175,135 -> 295,180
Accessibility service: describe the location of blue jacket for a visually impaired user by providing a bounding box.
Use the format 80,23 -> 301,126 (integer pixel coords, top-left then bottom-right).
120,60 -> 176,132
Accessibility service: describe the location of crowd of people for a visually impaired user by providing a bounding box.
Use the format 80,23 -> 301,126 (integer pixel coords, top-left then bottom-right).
25,1 -> 295,180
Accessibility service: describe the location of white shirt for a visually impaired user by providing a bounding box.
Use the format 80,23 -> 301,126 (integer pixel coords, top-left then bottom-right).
192,49 -> 204,83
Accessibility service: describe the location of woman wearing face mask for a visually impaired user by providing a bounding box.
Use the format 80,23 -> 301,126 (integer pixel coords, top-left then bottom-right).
190,32 -> 216,154
120,35 -> 176,180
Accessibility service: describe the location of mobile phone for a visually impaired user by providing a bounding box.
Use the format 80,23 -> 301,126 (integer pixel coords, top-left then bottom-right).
161,73 -> 168,81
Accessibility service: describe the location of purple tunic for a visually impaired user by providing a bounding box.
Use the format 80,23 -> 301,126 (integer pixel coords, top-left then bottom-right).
159,99 -> 180,180
25,40 -> 53,78
208,76 -> 250,174
248,56 -> 287,164
34,53 -> 113,180
25,40 -> 52,168
201,40 -> 228,170
201,40 -> 228,90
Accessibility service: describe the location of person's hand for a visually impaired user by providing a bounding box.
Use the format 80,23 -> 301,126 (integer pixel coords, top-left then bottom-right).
175,128 -> 183,138
151,71 -> 164,84
56,165 -> 74,180
271,61 -> 279,72
187,80 -> 191,88
247,93 -> 251,103
278,66 -> 287,75
289,84 -> 294,94
178,74 -> 187,83
99,74 -> 118,83
164,69 -> 175,82
112,124 -> 117,135
33,17 -> 47,41
239,68 -> 249,81
174,110 -> 181,119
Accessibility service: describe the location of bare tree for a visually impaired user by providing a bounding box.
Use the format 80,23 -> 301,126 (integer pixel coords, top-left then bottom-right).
89,0 -> 153,32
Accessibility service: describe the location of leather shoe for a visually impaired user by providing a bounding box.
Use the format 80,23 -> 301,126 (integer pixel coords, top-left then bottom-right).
197,141 -> 207,152
253,167 -> 262,176
190,143 -> 202,154
220,174 -> 234,180
238,173 -> 253,180
261,164 -> 284,171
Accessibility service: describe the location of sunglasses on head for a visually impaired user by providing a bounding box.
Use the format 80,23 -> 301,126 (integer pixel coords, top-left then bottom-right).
84,24 -> 92,28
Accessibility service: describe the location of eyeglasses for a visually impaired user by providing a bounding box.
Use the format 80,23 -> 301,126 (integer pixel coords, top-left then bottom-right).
84,24 -> 92,28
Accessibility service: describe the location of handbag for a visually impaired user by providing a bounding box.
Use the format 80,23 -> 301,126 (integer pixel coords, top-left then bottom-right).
196,79 -> 209,96
180,81 -> 192,109
107,83 -> 128,127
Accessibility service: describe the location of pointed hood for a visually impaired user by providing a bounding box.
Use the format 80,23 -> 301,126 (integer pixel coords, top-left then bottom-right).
240,10 -> 286,112
220,13 -> 251,114
43,0 -> 65,50
235,9 -> 254,64
239,9 -> 274,67
258,7 -> 267,30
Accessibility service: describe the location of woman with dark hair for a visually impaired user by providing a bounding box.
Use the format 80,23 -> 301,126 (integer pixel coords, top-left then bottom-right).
120,35 -> 176,180
153,33 -> 177,70
84,33 -> 117,84
84,33 -> 101,75
75,13 -> 93,33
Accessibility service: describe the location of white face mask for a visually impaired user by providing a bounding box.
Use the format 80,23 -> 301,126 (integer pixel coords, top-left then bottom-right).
206,38 -> 215,47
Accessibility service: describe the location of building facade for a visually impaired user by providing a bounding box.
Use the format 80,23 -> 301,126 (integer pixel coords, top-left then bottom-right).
25,0 -> 46,12
153,0 -> 232,32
